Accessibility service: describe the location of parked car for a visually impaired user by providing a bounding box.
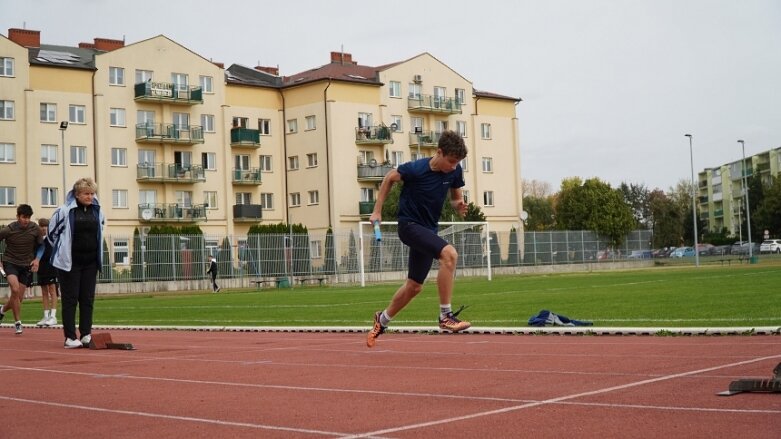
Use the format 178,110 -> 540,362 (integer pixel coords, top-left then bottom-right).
711,245 -> 731,256
760,239 -> 781,254
670,247 -> 695,258
696,243 -> 715,256
628,250 -> 652,259
732,241 -> 761,256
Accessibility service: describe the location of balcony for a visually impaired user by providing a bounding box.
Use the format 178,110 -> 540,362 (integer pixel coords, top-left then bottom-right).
408,130 -> 440,148
136,123 -> 204,145
757,162 -> 771,173
136,163 -> 206,184
407,94 -> 462,114
354,126 -> 393,145
233,204 -> 262,222
134,82 -> 203,105
714,209 -> 724,218
230,127 -> 261,148
358,201 -> 375,217
232,168 -> 262,185
138,203 -> 207,223
357,162 -> 393,181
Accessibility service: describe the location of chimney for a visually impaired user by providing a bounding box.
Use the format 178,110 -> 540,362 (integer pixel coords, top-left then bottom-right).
330,51 -> 354,65
78,42 -> 96,49
8,28 -> 40,48
93,37 -> 124,51
254,65 -> 279,76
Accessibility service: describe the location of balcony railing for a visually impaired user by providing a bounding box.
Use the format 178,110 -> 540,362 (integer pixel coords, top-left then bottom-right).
136,163 -> 206,183
714,209 -> 724,218
138,203 -> 207,223
230,127 -> 261,148
358,201 -> 375,216
354,126 -> 393,145
136,123 -> 204,145
233,204 -> 262,222
357,162 -> 393,181
407,94 -> 462,114
232,168 -> 262,185
408,130 -> 440,148
134,82 -> 203,104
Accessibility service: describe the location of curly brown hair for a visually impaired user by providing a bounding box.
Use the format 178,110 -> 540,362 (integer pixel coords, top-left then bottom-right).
437,130 -> 468,160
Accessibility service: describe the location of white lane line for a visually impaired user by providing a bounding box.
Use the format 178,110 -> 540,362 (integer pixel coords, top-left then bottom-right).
0,395 -> 349,437
340,353 -> 781,438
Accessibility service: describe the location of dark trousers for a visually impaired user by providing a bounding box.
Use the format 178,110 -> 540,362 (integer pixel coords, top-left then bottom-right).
210,272 -> 218,291
58,262 -> 98,340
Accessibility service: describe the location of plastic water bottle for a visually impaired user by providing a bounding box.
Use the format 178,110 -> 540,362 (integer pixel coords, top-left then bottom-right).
373,220 -> 382,242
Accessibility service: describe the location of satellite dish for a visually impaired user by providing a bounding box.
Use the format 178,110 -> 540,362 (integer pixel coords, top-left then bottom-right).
141,208 -> 153,220
520,211 -> 529,221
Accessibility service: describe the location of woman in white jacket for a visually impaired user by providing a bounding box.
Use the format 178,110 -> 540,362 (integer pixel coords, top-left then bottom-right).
48,178 -> 105,349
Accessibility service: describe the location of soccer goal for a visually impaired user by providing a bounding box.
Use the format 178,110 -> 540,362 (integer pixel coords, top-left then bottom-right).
357,221 -> 492,287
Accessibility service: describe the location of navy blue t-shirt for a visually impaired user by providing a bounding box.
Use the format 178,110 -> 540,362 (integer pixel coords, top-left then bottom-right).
397,158 -> 465,229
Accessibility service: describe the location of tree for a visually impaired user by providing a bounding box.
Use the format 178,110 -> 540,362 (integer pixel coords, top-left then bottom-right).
555,177 -> 635,247
754,175 -> 781,239
522,179 -> 553,198
619,182 -> 651,229
648,189 -> 683,248
522,195 -> 555,231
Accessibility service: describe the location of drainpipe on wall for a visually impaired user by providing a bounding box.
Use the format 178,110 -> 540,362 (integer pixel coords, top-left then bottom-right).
279,88 -> 289,225
91,69 -> 99,186
471,95 -> 481,204
323,78 -> 333,228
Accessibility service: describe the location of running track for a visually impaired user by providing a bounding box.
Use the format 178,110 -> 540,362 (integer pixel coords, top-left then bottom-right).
0,327 -> 779,438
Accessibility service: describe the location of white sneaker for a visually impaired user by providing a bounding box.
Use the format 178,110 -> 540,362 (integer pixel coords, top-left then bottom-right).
37,317 -> 49,326
45,316 -> 57,326
64,338 -> 82,349
80,334 -> 92,347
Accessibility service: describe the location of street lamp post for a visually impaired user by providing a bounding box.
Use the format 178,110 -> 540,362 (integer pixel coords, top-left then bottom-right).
59,121 -> 69,202
684,134 -> 700,267
738,139 -> 752,259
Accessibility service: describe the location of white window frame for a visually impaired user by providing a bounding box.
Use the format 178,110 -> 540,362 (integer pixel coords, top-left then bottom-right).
456,120 -> 467,137
113,239 -> 130,265
435,120 -> 448,134
289,192 -> 301,207
0,57 -> 14,77
112,189 -> 128,208
408,83 -> 421,99
287,119 -> 298,133
71,146 -> 87,165
483,191 -> 494,207
41,144 -> 58,164
171,73 -> 189,91
308,190 -> 319,205
360,187 -> 374,202
358,112 -> 373,129
482,157 -> 493,173
288,155 -> 299,170
481,123 -> 492,139
138,149 -> 156,167
305,115 -> 316,131
0,100 -> 14,120
358,150 -> 374,165
234,154 -> 250,171
411,117 -> 423,133
202,152 -> 216,171
310,240 -> 322,259
109,66 -> 125,85
40,103 -> 57,122
204,191 -> 217,209
260,192 -> 273,209
201,114 -> 215,132
260,155 -> 272,172
235,192 -> 252,205
389,81 -> 401,98
258,118 -> 271,135
455,88 -> 466,105
139,190 -> 156,206
41,187 -> 58,207
199,75 -> 213,93
391,151 -> 404,167
69,105 -> 86,124
0,187 -> 16,206
391,115 -> 403,132
111,148 -> 127,166
110,108 -> 126,127
135,69 -> 153,84
460,158 -> 468,172
0,143 -> 15,163
306,153 -> 318,167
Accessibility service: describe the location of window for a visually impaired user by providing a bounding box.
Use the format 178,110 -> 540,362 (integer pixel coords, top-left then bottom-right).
175,190 -> 193,207
172,112 -> 189,130
455,88 -> 466,105
288,155 -> 299,170
110,108 -> 126,127
234,154 -> 250,171
137,110 -> 155,126
199,75 -> 213,93
290,192 -> 301,207
308,190 -> 319,205
287,119 -> 298,133
41,144 -> 58,164
69,105 -> 86,124
138,149 -> 156,167
235,192 -> 252,205
135,69 -> 153,84
482,157 -> 493,173
481,123 -> 491,139
310,240 -> 322,259
112,189 -> 128,208
358,150 -> 374,165
40,103 -> 57,122
305,115 -> 316,130
171,73 -> 188,91
391,115 -> 403,132
233,117 -> 248,128
111,148 -> 127,166
109,67 -> 124,85
360,187 -> 374,202
462,190 -> 470,204
0,57 -> 14,77
358,112 -> 372,129
456,121 -> 467,137
201,114 -> 215,132
460,158 -> 468,172
408,83 -> 421,99
0,187 -> 15,205
0,100 -> 14,120
260,155 -> 272,172
483,191 -> 494,207
174,151 -> 192,169
391,151 -> 404,167
411,117 -> 423,133
258,118 -> 271,135
201,152 -> 216,171
71,146 -> 87,165
139,190 -> 156,206
204,191 -> 217,209
113,239 -> 129,265
435,120 -> 448,133
411,152 -> 423,161
41,188 -> 58,206
433,86 -> 446,108
389,81 -> 401,98
306,153 -> 318,167
0,143 -> 15,163
260,193 -> 273,209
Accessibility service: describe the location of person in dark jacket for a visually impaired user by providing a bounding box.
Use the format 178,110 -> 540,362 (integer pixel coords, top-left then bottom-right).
48,178 -> 105,349
36,218 -> 59,327
206,255 -> 220,292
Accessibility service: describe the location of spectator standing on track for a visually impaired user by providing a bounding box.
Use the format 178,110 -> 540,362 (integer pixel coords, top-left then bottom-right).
206,255 -> 220,292
35,218 -> 59,327
0,204 -> 44,335
48,178 -> 105,349
366,130 -> 470,348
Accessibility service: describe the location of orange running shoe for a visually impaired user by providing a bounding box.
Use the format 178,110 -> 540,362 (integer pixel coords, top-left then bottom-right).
366,311 -> 386,348
439,312 -> 471,332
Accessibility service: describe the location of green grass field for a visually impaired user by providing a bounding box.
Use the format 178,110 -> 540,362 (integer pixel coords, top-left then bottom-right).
29,262 -> 781,329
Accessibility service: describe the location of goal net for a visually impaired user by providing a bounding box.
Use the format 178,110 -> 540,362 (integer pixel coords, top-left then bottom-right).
357,221 -> 491,287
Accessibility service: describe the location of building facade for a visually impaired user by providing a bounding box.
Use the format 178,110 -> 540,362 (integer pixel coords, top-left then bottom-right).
1,29 -> 521,243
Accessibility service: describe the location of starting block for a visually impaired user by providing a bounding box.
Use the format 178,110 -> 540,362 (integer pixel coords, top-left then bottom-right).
88,332 -> 135,350
718,362 -> 781,396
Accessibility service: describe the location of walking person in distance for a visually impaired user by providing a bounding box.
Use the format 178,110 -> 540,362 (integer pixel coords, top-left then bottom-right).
207,255 -> 220,292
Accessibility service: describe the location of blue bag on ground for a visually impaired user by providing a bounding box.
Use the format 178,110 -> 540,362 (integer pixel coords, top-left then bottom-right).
528,310 -> 593,327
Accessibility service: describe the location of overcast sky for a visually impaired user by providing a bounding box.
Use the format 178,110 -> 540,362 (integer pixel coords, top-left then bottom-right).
2,0 -> 779,193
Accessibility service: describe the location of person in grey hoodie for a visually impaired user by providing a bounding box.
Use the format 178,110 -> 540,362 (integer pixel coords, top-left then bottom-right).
48,178 -> 105,349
